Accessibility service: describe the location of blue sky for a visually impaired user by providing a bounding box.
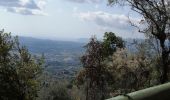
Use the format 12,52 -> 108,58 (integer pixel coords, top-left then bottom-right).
0,0 -> 144,40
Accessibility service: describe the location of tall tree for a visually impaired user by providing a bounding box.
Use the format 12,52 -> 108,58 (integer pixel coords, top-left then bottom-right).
108,0 -> 170,83
0,30 -> 43,100
76,34 -> 124,100
77,37 -> 107,100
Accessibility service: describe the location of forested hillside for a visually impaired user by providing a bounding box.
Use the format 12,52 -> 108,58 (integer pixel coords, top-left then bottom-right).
18,37 -> 85,78
0,0 -> 169,100
18,36 -> 145,79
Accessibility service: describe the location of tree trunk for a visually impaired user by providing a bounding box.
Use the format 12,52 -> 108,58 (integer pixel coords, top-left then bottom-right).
86,82 -> 89,100
161,51 -> 169,83
160,39 -> 169,84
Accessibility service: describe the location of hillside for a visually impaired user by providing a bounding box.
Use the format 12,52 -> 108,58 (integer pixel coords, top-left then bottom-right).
18,36 -> 144,79
19,36 -> 85,78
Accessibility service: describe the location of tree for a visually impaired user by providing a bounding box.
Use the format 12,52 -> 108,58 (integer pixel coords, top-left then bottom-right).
37,78 -> 75,100
0,30 -> 43,100
107,38 -> 163,96
108,0 -> 170,83
76,34 -> 124,100
49,81 -> 72,100
0,30 -> 18,100
102,32 -> 124,57
76,37 -> 107,100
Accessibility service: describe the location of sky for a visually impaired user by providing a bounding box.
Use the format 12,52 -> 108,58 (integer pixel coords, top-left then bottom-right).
0,0 -> 144,40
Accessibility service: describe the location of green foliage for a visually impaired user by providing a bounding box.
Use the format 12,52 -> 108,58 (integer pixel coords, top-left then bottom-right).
108,49 -> 151,94
0,30 -> 43,100
76,33 -> 124,100
105,39 -> 166,97
49,82 -> 72,100
37,79 -> 75,100
107,0 -> 170,84
77,37 -> 105,100
102,32 -> 124,57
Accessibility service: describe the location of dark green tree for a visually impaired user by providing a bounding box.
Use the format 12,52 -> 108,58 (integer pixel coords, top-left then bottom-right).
0,30 -> 43,100
102,32 -> 124,58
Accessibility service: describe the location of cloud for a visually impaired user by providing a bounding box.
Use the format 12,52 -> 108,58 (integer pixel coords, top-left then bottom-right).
6,7 -> 47,16
76,11 -> 140,31
0,0 -> 47,15
65,0 -> 102,3
0,0 -> 38,9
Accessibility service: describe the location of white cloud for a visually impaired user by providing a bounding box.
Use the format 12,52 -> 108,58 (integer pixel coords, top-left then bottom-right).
6,7 -> 47,16
76,11 -> 140,31
65,0 -> 102,3
0,0 -> 47,15
37,0 -> 47,9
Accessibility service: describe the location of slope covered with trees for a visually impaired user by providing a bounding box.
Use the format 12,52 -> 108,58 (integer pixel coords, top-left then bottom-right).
0,0 -> 169,100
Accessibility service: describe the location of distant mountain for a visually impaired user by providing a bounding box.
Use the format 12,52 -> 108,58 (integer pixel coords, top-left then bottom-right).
18,36 -> 144,57
18,36 -> 85,78
75,38 -> 89,43
19,36 -> 85,54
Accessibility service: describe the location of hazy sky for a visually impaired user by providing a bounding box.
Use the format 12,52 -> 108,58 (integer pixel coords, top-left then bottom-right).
0,0 -> 144,40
